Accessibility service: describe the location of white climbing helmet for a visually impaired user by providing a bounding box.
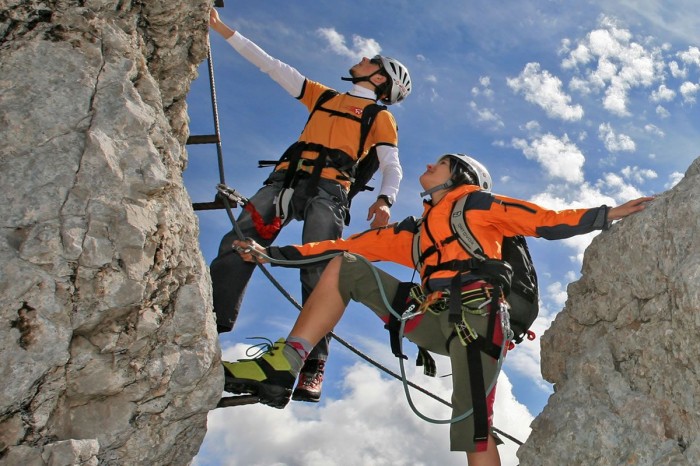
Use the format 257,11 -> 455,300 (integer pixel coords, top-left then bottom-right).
441,153 -> 493,192
374,55 -> 412,105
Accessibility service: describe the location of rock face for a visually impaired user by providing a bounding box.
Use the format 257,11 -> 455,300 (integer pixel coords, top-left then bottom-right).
518,158 -> 700,465
0,2 -> 221,465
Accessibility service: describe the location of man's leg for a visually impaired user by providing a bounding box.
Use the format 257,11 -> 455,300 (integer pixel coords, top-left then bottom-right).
292,179 -> 347,401
210,182 -> 283,333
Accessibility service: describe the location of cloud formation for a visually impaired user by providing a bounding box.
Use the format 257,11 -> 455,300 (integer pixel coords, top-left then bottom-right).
598,123 -> 636,152
560,16 -> 665,116
507,63 -> 584,121
512,133 -> 586,183
316,27 -> 381,60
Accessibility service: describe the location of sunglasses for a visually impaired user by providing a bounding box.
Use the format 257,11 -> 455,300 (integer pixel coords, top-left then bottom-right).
369,56 -> 383,67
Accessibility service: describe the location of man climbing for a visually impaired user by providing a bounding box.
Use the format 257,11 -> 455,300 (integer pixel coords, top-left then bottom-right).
208,9 -> 412,403
222,153 -> 652,465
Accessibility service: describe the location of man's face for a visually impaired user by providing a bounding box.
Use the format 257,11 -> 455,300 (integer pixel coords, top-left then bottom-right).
349,56 -> 383,78
419,157 -> 452,191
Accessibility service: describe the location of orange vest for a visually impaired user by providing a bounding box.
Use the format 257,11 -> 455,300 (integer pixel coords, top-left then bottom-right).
275,80 -> 398,189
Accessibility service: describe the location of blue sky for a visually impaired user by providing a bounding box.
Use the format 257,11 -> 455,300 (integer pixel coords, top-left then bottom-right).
186,2 -> 699,464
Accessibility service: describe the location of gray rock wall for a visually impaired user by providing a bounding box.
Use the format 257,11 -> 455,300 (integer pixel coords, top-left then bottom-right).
0,2 -> 221,465
518,158 -> 700,465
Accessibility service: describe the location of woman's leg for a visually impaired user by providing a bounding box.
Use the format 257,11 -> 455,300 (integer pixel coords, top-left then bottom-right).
288,255 -> 347,344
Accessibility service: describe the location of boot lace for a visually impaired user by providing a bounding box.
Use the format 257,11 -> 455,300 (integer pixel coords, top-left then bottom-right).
240,337 -> 277,360
299,361 -> 325,387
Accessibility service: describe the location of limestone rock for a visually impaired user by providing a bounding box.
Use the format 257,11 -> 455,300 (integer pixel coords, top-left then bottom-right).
518,158 -> 700,465
0,2 -> 221,465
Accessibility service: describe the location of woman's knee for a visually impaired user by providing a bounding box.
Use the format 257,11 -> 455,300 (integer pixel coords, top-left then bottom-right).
336,253 -> 371,282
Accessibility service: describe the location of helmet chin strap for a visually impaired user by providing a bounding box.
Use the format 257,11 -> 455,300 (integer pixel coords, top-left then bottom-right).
420,180 -> 454,198
342,68 -> 384,89
341,76 -> 364,83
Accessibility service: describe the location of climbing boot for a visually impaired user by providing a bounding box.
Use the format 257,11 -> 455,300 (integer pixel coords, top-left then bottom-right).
291,359 -> 325,402
222,338 -> 297,409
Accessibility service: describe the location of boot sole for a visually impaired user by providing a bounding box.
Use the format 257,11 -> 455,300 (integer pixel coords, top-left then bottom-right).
225,377 -> 291,409
291,389 -> 321,402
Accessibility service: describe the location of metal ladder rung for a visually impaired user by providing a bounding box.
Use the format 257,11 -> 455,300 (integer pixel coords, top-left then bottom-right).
192,198 -> 236,211
187,134 -> 220,145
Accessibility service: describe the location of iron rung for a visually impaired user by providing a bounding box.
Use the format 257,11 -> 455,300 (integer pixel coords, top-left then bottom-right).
187,134 -> 220,145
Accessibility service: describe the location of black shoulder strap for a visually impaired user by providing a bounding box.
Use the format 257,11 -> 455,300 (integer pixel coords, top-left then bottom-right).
302,90 -> 386,160
357,103 -> 387,158
300,89 -> 339,132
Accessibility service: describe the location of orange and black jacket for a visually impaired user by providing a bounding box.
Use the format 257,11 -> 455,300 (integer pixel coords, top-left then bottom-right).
267,185 -> 610,290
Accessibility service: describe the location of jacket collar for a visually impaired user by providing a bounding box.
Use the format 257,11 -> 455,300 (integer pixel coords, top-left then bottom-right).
422,185 -> 480,215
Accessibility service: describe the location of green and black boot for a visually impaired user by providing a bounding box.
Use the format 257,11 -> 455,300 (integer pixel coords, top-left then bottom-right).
222,338 -> 300,409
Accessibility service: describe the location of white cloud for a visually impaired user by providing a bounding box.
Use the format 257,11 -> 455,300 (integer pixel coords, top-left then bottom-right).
546,281 -> 568,308
316,28 -> 381,60
568,76 -> 593,95
603,77 -> 631,116
668,61 -> 687,79
507,62 -> 584,121
470,101 -> 504,128
598,123 -> 636,152
643,124 -> 665,137
679,81 -> 700,104
560,16 -> 665,116
621,165 -> 658,184
666,171 -> 685,189
523,120 -> 541,133
595,172 -> 645,201
561,42 -> 592,69
512,133 -> 585,183
650,84 -> 675,103
472,76 -> 495,99
678,46 -> 700,67
505,329 -> 551,392
196,357 -> 530,466
655,105 -> 670,118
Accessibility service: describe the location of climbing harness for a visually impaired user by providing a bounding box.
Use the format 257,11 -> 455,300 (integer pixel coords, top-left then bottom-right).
258,89 -> 387,225
190,15 -> 523,445
412,193 -> 540,345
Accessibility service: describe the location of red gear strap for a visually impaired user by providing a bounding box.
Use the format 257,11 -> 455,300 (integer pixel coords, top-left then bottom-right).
244,202 -> 281,240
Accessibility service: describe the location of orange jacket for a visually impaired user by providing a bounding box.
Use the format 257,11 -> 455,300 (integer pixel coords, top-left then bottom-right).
274,80 -> 398,189
268,185 -> 609,289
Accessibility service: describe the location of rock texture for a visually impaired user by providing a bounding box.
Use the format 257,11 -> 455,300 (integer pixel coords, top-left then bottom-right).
518,157 -> 700,465
0,2 -> 221,465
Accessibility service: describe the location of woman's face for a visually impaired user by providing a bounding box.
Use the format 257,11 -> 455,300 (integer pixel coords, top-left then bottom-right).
419,156 -> 452,191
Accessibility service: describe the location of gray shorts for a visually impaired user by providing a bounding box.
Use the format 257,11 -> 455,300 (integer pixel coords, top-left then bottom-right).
336,253 -> 505,452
